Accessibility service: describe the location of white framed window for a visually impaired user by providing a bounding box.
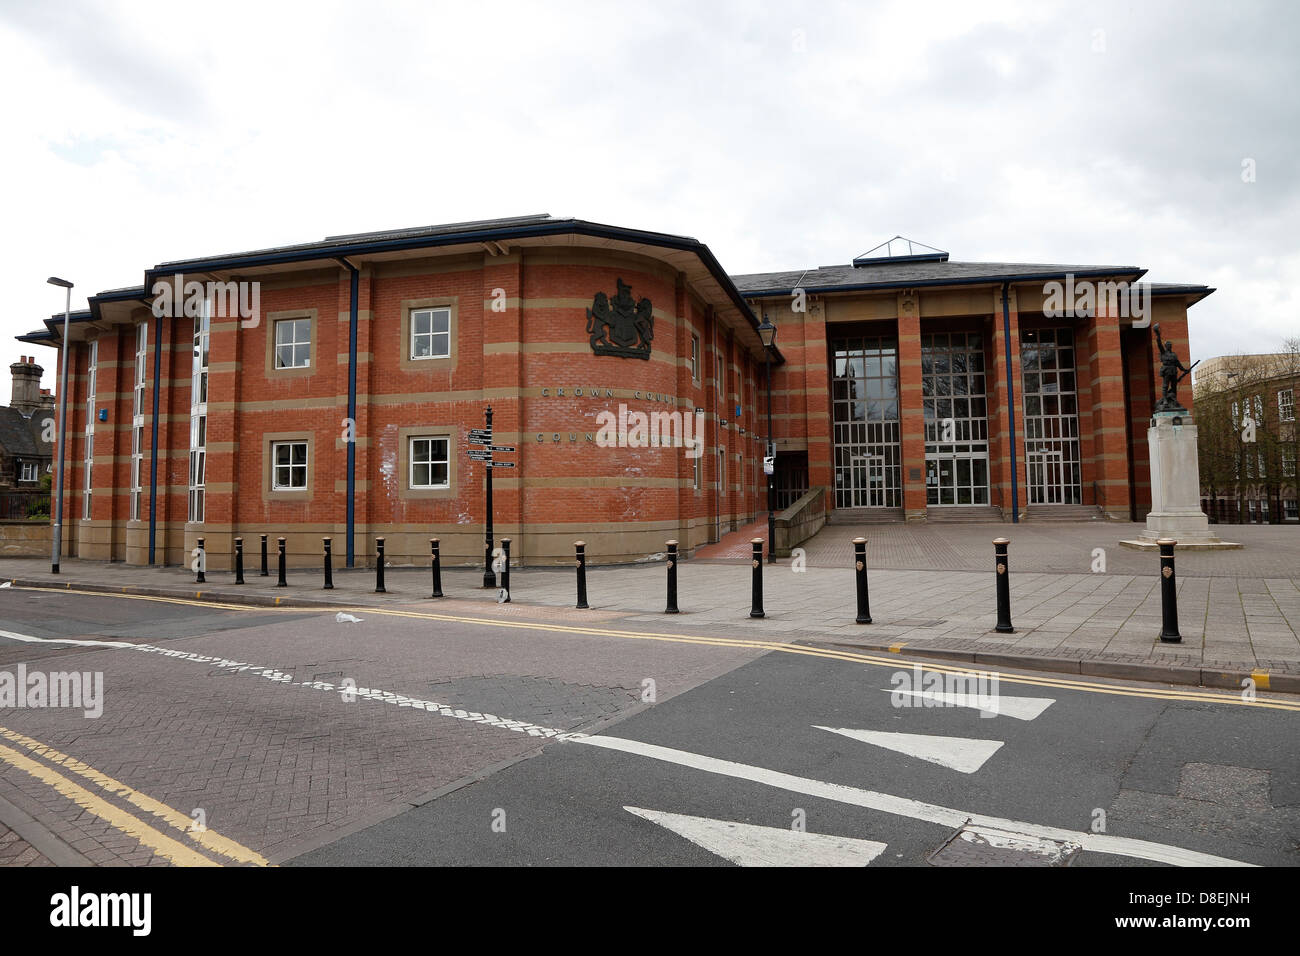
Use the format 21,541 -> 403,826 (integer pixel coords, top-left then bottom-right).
272,441 -> 309,490
1248,500 -> 1256,519
1280,388 -> 1295,422
410,308 -> 451,360
130,322 -> 148,521
82,340 -> 97,520
19,462 -> 37,482
409,437 -> 450,489
1284,449 -> 1297,478
274,317 -> 311,368
690,334 -> 700,382
1285,499 -> 1298,521
188,305 -> 209,522
693,451 -> 701,490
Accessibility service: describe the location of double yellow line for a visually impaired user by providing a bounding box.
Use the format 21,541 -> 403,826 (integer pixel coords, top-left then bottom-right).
0,726 -> 268,867
13,583 -> 1295,713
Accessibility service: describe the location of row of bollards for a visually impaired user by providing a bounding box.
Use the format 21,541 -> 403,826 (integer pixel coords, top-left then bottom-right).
191,533 -> 1185,641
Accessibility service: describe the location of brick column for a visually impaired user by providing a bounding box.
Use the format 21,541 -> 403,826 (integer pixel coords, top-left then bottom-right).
988,287 -> 1024,520
1086,311 -> 1132,519
897,291 -> 926,520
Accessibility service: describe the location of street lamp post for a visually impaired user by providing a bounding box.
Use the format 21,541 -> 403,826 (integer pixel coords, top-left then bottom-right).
47,276 -> 73,574
758,315 -> 777,564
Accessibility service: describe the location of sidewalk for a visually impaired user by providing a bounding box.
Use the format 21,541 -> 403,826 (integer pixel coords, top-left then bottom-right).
3,521 -> 1299,694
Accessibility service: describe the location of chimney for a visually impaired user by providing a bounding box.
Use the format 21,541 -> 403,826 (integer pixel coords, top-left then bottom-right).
9,355 -> 45,416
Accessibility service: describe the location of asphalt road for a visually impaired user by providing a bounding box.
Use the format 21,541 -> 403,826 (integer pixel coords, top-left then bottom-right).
0,587 -> 1296,868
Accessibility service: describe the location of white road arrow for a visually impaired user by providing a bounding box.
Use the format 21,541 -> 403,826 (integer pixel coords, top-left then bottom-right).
624,807 -> 887,866
815,726 -> 1004,773
885,688 -> 1056,721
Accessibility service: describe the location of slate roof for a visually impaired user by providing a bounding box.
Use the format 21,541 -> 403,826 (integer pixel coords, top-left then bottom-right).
0,406 -> 53,458
729,259 -> 1147,295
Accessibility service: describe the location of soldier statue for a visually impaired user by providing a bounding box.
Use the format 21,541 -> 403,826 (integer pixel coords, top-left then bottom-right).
1153,323 -> 1197,413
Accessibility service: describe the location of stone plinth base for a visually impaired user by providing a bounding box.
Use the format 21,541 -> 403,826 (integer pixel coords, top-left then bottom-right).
1119,538 -> 1242,551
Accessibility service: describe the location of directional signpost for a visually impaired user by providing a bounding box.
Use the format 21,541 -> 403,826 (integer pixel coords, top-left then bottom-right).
468,406 -> 517,587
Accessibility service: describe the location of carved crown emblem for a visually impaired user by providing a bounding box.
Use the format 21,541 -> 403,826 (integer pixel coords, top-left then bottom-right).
586,278 -> 653,360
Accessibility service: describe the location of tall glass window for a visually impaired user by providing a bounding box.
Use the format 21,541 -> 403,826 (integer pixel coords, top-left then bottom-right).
82,340 -> 97,520
130,323 -> 148,521
832,334 -> 901,508
923,331 -> 989,505
188,305 -> 210,523
1021,327 -> 1081,505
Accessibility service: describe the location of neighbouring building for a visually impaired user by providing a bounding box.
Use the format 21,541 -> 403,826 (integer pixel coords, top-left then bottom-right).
1193,351 -> 1299,524
0,356 -> 55,519
16,216 -> 1213,568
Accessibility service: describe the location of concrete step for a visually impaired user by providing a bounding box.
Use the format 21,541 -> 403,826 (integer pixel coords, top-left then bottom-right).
926,506 -> 1003,523
828,507 -> 904,524
1021,504 -> 1106,521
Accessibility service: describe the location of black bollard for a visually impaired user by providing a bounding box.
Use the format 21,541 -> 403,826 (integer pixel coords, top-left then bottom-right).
853,536 -> 871,624
234,537 -> 245,585
500,538 -> 511,603
195,537 -> 205,583
1158,539 -> 1181,643
431,538 -> 444,599
994,537 -> 1014,633
260,534 -> 269,577
575,541 -> 589,609
323,537 -> 334,590
749,537 -> 765,619
375,537 -> 386,594
277,537 -> 287,587
665,540 -> 680,614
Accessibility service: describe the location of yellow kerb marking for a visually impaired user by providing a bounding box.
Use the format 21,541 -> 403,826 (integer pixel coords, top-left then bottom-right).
888,643 -> 908,654
0,725 -> 269,866
0,741 -> 217,867
1252,671 -> 1270,691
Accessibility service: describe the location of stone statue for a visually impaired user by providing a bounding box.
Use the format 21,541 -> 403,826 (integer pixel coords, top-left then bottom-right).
1153,323 -> 1196,413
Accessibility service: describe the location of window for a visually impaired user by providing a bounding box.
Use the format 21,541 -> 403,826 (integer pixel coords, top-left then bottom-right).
693,451 -> 701,490
1285,499 -> 1298,521
1280,389 -> 1295,422
188,306 -> 209,522
1248,500 -> 1256,519
410,308 -> 451,359
272,441 -> 309,490
690,334 -> 700,382
274,318 -> 311,368
1284,449 -> 1297,478
130,323 -> 148,520
83,340 -> 97,520
408,437 -> 450,489
19,462 -> 37,482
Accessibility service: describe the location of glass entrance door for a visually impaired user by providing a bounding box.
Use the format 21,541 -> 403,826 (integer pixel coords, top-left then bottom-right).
922,331 -> 990,506
847,454 -> 888,508
1027,450 -> 1065,505
832,334 -> 901,508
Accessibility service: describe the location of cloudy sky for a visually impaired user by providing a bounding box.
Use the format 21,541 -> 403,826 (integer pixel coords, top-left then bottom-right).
1,0 -> 1296,396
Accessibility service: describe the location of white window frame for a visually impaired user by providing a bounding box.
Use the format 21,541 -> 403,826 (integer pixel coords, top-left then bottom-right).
271,441 -> 309,491
690,334 -> 700,382
274,317 -> 312,369
188,304 -> 210,523
410,307 -> 451,360
1284,449 -> 1297,478
408,436 -> 450,489
1280,388 -> 1295,422
130,322 -> 148,521
1285,499 -> 1299,521
693,451 -> 701,490
19,462 -> 37,483
82,340 -> 97,520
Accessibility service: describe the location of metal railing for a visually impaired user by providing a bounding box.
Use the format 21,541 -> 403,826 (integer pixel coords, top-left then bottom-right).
0,491 -> 50,520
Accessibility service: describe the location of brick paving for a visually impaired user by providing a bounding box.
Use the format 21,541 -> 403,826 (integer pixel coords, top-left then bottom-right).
0,823 -> 53,867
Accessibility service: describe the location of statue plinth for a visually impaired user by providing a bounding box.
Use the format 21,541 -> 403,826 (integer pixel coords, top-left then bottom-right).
1121,412 -> 1241,550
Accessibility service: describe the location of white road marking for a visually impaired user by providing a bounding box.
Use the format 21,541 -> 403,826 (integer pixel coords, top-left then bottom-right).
577,735 -> 1255,867
815,726 -> 1004,774
887,688 -> 1056,721
0,627 -> 1256,867
957,824 -> 1079,864
624,806 -> 888,866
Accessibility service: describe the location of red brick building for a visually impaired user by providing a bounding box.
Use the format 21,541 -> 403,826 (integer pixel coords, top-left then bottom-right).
19,217 -> 1212,568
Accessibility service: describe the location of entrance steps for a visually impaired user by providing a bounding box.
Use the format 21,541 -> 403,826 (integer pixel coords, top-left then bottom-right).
828,507 -> 904,524
1020,504 -> 1106,521
925,506 -> 1003,523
